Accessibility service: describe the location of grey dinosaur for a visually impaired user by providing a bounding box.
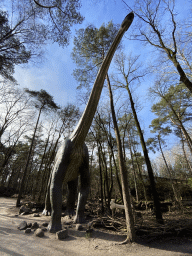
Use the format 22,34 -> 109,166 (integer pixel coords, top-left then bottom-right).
42,12 -> 134,233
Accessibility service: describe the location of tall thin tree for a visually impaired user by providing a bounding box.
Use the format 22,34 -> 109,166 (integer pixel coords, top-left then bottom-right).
16,89 -> 59,207
113,52 -> 163,222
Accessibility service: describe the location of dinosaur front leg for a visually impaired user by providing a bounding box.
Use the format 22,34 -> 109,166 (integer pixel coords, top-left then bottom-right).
48,179 -> 63,232
48,139 -> 73,232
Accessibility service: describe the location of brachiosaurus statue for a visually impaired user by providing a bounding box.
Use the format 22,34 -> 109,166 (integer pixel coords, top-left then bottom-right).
43,12 -> 134,233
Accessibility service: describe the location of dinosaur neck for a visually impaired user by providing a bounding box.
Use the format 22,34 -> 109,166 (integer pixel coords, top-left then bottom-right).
70,12 -> 134,146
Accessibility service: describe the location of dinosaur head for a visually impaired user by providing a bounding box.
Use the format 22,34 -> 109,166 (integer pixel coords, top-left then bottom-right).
121,12 -> 134,31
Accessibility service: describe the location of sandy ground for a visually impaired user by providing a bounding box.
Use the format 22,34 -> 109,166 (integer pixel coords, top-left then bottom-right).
0,197 -> 192,256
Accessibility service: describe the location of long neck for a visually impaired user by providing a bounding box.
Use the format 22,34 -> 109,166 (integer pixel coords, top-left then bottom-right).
70,12 -> 134,145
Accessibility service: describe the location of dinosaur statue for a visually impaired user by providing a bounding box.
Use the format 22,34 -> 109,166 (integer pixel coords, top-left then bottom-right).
43,12 -> 134,233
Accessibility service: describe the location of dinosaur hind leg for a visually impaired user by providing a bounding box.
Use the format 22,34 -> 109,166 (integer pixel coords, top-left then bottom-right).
74,148 -> 90,224
66,178 -> 78,216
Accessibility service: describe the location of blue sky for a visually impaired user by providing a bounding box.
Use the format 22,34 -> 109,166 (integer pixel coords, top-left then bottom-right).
12,0 -> 191,158
14,0 -> 138,105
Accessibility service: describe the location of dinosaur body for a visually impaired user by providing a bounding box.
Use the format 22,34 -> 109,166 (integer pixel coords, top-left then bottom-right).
44,12 -> 134,233
47,139 -> 89,232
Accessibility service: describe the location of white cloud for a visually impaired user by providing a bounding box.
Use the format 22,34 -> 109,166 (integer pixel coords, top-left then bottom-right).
14,44 -> 77,107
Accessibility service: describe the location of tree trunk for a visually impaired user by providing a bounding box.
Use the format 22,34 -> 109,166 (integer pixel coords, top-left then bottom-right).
102,149 -> 110,209
106,74 -> 135,242
126,84 -> 163,223
36,135 -> 50,202
96,112 -> 123,201
180,131 -> 192,175
98,144 -> 104,213
16,107 -> 42,207
169,54 -> 192,93
89,142 -> 95,199
111,146 -> 123,201
158,134 -> 183,210
130,136 -> 148,203
109,153 -> 114,203
100,144 -> 110,209
133,167 -> 139,202
128,145 -> 139,202
24,157 -> 35,195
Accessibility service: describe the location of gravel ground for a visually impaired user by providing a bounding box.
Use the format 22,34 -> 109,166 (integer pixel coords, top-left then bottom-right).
0,197 -> 192,256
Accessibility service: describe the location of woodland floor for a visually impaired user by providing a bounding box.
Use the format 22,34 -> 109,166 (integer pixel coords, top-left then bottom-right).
0,196 -> 192,255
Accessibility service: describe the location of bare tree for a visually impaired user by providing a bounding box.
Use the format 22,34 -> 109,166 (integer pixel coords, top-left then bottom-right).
0,85 -> 31,142
113,51 -> 163,223
16,89 -> 59,206
123,0 -> 192,92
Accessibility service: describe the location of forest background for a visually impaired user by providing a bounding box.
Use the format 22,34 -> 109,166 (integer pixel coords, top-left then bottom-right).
0,0 -> 192,208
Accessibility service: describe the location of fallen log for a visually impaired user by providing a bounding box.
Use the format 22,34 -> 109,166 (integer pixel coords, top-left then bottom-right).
110,199 -> 125,210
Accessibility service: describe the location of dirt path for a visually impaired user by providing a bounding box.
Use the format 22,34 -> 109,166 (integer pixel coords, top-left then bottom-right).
0,197 -> 191,256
